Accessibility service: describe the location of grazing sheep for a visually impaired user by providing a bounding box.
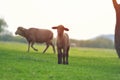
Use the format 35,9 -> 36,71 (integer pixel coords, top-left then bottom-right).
52,25 -> 70,64
15,26 -> 56,53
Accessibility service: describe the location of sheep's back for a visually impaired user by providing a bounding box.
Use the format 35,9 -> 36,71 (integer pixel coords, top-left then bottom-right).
28,28 -> 53,43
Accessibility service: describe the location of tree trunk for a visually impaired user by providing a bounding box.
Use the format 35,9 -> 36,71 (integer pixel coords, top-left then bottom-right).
113,0 -> 120,58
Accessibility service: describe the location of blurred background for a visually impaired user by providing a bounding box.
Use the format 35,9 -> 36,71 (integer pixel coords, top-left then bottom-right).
0,0 -> 119,49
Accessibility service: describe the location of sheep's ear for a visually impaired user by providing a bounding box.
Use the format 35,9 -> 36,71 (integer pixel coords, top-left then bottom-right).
18,26 -> 23,30
52,27 -> 57,29
64,28 -> 69,31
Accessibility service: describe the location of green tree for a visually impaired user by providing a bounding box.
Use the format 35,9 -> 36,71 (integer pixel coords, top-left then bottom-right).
0,18 -> 8,33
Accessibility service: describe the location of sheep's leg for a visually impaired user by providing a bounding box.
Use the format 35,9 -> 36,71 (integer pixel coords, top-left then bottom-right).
57,49 -> 62,64
31,42 -> 38,51
63,49 -> 66,64
27,42 -> 30,52
63,49 -> 68,64
42,43 -> 49,53
65,47 -> 70,64
65,52 -> 69,64
63,53 -> 66,64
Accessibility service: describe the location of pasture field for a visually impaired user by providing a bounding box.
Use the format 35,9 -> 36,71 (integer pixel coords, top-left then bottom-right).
0,41 -> 120,80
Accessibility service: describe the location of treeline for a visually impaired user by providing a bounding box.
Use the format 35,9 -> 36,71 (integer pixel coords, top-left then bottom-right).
70,36 -> 114,49
0,31 -> 27,43
0,32 -> 114,49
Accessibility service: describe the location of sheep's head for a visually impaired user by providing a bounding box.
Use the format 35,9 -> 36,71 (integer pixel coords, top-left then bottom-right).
15,27 -> 26,36
52,25 -> 69,36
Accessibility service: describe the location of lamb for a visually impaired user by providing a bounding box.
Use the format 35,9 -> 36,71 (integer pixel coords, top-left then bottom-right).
15,26 -> 56,53
52,25 -> 70,64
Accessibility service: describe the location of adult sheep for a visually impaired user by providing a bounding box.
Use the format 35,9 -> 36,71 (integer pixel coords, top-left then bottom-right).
52,25 -> 70,64
15,26 -> 56,53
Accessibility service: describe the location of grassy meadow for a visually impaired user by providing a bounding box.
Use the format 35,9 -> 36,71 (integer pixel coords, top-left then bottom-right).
0,41 -> 120,80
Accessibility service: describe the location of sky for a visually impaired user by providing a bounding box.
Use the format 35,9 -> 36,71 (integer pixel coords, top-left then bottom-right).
0,0 -> 119,40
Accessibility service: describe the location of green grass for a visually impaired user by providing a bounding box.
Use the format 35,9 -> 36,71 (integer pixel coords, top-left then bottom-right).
0,41 -> 120,80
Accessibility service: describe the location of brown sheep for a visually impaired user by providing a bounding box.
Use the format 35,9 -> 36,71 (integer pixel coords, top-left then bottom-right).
15,26 -> 56,53
52,25 -> 70,64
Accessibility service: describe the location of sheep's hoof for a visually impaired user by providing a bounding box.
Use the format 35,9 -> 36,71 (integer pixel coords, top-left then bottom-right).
63,62 -> 68,65
42,52 -> 45,54
34,49 -> 38,51
58,62 -> 62,64
64,62 -> 68,65
58,63 -> 62,64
